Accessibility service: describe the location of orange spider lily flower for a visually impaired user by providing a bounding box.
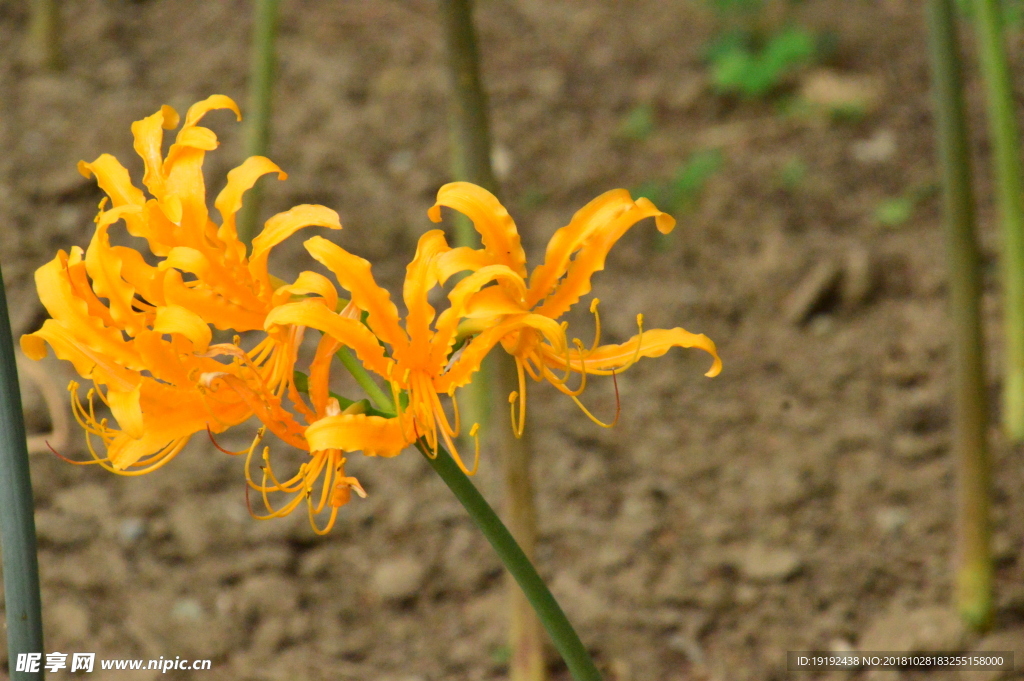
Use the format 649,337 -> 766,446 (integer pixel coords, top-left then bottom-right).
260,229 -> 567,477
20,96 -> 341,474
427,182 -> 722,435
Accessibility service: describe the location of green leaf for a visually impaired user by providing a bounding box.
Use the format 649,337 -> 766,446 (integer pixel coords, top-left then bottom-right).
669,149 -> 723,207
619,104 -> 655,141
875,197 -> 915,227
779,157 -> 807,190
633,180 -> 667,207
709,26 -> 817,97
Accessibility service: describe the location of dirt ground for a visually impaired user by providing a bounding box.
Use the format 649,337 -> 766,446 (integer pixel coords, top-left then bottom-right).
0,1 -> 1022,679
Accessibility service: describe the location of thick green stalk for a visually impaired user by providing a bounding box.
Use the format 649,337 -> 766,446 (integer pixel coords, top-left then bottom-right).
971,0 -> 1024,441
927,0 -> 993,630
237,0 -> 280,246
335,348 -> 392,412
25,0 -> 61,71
419,443 -> 602,681
338,351 -> 602,680
0,265 -> 45,680
438,2 -> 546,677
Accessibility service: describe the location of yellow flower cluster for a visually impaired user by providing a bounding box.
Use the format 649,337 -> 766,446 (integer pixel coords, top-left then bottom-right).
22,96 -> 721,533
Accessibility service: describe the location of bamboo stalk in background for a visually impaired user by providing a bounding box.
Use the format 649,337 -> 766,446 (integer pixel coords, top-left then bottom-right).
970,0 -> 1024,442
0,264 -> 45,680
926,0 -> 993,630
237,0 -> 280,246
438,1 -> 547,679
25,0 -> 62,71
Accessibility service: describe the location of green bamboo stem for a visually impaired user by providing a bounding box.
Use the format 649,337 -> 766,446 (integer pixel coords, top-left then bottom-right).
25,0 -> 61,71
437,0 -> 498,437
971,0 -> 1024,441
237,0 -> 280,246
927,0 -> 993,630
438,0 -> 499,225
498,361 -> 546,681
438,2 -> 547,677
0,265 -> 45,680
339,353 -> 602,680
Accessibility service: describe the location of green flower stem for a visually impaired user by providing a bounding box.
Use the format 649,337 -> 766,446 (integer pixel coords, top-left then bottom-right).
437,3 -> 546,676
334,348 -> 392,412
927,0 -> 993,630
971,0 -> 1024,441
338,354 -> 602,680
418,443 -> 602,681
237,0 -> 280,246
0,265 -> 45,680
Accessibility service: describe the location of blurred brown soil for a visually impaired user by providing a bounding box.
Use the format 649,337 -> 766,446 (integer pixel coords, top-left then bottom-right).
0,1 -> 1022,680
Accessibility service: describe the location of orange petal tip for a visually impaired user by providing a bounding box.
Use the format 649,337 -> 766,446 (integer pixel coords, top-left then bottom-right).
20,334 -> 47,360
160,104 -> 181,129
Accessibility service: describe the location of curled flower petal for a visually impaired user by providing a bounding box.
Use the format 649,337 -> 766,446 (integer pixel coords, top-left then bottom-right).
265,299 -> 394,378
304,236 -> 407,351
429,182 -> 527,278
153,305 -> 213,353
306,413 -> 408,458
556,327 -> 722,378
535,197 -> 675,320
271,270 -> 339,310
525,188 -> 635,307
214,155 -> 287,246
249,205 -> 342,299
402,230 -> 450,365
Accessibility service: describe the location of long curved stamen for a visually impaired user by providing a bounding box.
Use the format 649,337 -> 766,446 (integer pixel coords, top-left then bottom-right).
417,373 -> 440,455
249,446 -> 309,519
308,500 -> 340,535
616,314 -> 646,372
508,389 -> 524,439
206,425 -> 250,455
589,298 -> 602,354
69,385 -> 107,438
309,451 -> 335,514
428,380 -> 459,439
515,358 -> 527,437
46,441 -> 89,466
248,444 -> 304,497
565,353 -> 620,429
248,335 -> 275,367
468,423 -> 480,474
110,438 -> 189,476
387,363 -> 414,442
537,340 -> 589,397
448,387 -> 461,438
89,379 -> 110,408
438,419 -> 475,475
260,452 -> 308,493
521,351 -> 544,382
550,325 -> 577,386
244,435 -> 310,497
